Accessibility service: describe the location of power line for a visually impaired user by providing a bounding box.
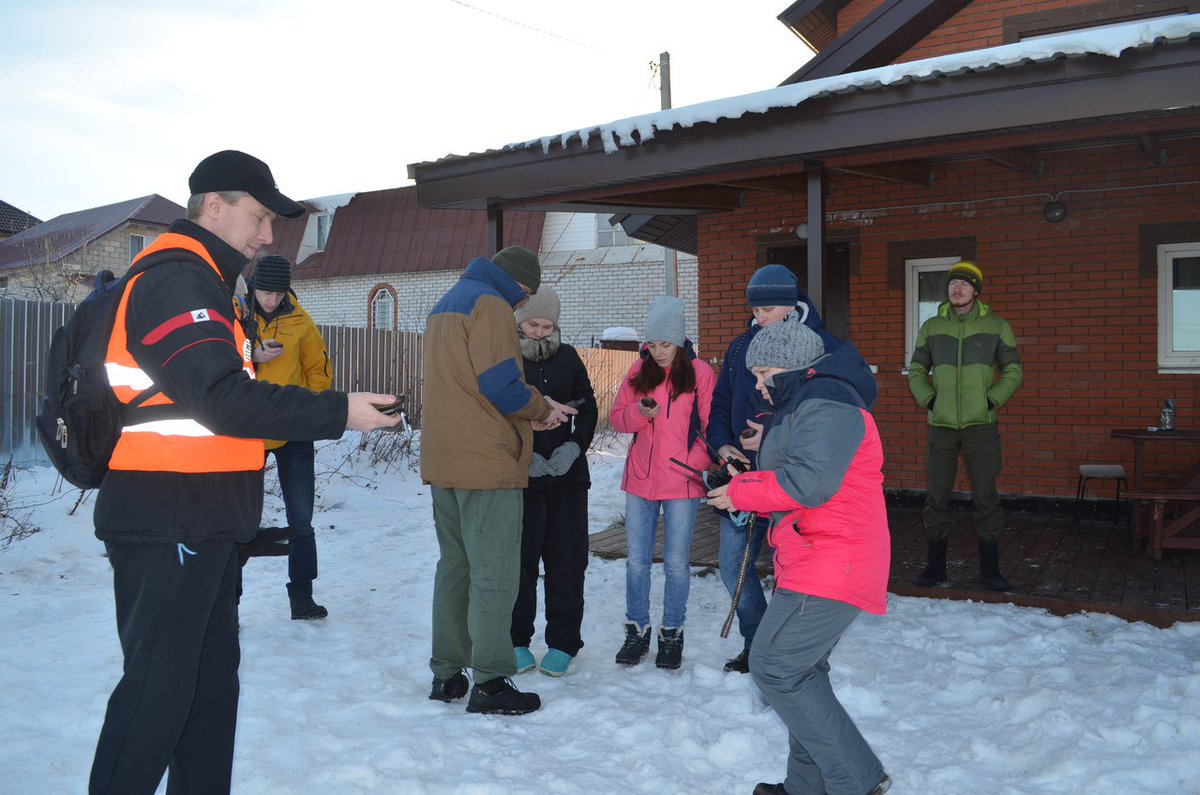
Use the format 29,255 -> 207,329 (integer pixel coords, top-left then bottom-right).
445,0 -> 603,51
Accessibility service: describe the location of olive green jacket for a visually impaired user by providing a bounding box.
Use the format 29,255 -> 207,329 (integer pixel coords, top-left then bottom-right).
908,300 -> 1022,429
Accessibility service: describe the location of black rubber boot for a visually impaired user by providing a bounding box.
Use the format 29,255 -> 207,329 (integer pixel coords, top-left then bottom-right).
978,540 -> 1011,591
914,538 -> 949,587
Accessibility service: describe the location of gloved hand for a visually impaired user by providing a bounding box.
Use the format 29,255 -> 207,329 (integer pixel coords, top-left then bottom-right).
545,442 -> 581,476
529,453 -> 552,478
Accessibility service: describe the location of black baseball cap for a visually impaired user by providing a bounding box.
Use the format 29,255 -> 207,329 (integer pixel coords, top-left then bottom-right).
188,150 -> 305,218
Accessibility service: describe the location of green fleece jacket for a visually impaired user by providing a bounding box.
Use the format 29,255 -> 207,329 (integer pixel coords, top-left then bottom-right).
908,300 -> 1022,429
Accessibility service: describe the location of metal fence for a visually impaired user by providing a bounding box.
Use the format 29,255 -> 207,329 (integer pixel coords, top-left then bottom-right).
2,295 -> 638,469
0,296 -> 427,468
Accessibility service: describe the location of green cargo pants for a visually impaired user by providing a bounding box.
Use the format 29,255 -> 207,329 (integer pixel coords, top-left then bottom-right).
923,423 -> 1004,542
429,486 -> 523,685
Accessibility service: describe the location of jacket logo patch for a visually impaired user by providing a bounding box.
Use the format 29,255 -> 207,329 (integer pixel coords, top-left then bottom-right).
191,309 -> 209,322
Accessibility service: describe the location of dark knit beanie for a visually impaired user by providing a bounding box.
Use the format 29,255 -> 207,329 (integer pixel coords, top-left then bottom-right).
745,311 -> 825,371
252,255 -> 292,293
746,264 -> 799,307
491,246 -> 541,293
947,260 -> 983,295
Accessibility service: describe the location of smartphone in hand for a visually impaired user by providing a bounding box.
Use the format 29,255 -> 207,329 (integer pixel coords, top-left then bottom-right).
640,397 -> 657,409
264,340 -> 283,350
374,399 -> 405,416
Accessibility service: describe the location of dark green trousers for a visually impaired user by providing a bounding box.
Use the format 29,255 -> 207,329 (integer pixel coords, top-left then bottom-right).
429,486 -> 522,684
923,423 -> 1003,542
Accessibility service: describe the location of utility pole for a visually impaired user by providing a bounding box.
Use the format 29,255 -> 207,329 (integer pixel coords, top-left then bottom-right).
659,51 -> 677,297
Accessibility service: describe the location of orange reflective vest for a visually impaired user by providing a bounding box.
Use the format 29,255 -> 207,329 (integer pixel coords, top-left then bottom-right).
105,233 -> 264,473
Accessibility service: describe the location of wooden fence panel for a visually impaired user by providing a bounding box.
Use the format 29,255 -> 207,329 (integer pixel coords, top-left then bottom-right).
1,298 -> 74,467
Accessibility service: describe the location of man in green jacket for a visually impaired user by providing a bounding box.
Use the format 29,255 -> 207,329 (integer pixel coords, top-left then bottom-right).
908,261 -> 1022,591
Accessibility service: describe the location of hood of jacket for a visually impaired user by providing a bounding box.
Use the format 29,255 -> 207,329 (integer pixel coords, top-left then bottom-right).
764,338 -> 877,413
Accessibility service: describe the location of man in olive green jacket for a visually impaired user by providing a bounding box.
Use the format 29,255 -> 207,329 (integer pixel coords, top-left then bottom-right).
421,245 -> 575,716
908,261 -> 1022,591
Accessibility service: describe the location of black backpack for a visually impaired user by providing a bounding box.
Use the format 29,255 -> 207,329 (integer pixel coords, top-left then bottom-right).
35,249 -> 198,489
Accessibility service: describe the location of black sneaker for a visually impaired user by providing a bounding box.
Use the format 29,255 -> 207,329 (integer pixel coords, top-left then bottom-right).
428,670 -> 469,702
655,627 -> 684,670
752,784 -> 787,795
289,595 -> 328,620
724,648 -> 750,674
465,677 -> 541,715
615,622 -> 651,666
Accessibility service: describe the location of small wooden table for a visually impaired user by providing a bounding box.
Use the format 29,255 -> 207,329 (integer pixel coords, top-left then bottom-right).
1110,428 -> 1200,557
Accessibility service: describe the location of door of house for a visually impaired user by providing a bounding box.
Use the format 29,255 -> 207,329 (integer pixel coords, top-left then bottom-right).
762,243 -> 850,341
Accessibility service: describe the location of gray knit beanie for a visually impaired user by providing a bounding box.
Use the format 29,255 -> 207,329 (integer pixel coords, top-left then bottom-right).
643,296 -> 686,347
515,284 -> 560,325
491,246 -> 541,293
745,311 -> 825,371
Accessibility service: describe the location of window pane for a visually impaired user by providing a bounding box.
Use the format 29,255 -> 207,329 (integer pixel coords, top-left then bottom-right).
1173,255 -> 1200,351
917,270 -> 947,327
316,215 -> 330,250
129,235 -> 145,262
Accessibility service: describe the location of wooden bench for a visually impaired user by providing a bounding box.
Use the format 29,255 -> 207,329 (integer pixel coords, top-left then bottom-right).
1125,489 -> 1200,559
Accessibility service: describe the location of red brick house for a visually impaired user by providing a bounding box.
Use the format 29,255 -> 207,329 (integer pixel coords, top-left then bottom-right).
407,2 -> 1200,502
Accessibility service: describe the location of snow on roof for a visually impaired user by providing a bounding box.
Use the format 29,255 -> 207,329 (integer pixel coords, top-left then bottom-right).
305,193 -> 356,213
524,14 -> 1200,157
601,326 -> 640,341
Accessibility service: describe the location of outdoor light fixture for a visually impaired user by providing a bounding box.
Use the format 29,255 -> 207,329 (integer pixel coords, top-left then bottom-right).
1043,201 -> 1067,223
795,222 -> 808,240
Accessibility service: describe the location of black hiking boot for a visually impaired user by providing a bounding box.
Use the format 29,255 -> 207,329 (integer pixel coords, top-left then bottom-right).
914,537 -> 949,587
615,622 -> 651,666
465,677 -> 541,715
428,670 -> 469,702
655,627 -> 684,670
289,595 -> 328,620
724,648 -> 751,674
978,540 -> 1011,591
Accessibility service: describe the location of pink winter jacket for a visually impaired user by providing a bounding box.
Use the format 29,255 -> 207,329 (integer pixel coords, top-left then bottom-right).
723,368 -> 889,615
610,354 -> 715,501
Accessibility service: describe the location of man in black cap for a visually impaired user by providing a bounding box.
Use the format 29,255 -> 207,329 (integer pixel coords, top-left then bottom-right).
89,150 -> 402,795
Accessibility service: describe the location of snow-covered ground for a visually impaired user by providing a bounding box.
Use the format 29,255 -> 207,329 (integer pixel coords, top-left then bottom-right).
2,435 -> 1198,794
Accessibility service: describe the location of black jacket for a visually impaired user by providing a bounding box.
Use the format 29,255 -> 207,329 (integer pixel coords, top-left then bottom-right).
94,220 -> 348,544
522,341 -> 597,492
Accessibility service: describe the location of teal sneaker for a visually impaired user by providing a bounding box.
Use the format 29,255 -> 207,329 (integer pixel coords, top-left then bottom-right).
514,646 -> 536,674
539,648 -> 573,677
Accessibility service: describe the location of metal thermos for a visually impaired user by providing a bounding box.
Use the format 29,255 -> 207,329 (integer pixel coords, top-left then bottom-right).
1160,399 -> 1175,431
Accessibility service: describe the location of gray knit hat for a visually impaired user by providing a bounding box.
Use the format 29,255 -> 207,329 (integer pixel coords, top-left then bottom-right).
643,296 -> 686,347
515,284 -> 560,325
745,311 -> 825,371
491,246 -> 541,293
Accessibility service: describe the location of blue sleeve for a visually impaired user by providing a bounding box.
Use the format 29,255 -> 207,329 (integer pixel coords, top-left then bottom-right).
773,400 -> 864,508
708,341 -> 737,460
478,357 -> 537,416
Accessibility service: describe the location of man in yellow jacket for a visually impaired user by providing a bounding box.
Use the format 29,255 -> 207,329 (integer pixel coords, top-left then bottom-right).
246,254 -> 334,619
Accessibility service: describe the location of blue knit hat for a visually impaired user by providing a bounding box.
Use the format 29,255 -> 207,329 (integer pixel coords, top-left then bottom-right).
746,264 -> 799,307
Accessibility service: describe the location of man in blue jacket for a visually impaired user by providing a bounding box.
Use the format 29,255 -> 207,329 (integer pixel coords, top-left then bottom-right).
708,264 -> 851,673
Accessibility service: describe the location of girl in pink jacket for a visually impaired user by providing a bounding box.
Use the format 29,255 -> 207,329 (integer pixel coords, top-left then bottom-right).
609,297 -> 714,670
707,311 -> 891,795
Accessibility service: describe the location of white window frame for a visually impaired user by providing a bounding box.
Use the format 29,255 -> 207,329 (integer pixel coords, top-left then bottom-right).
1157,241 -> 1200,371
904,256 -> 960,370
371,289 -> 395,330
129,234 -> 147,262
315,213 -> 331,251
595,214 -> 631,248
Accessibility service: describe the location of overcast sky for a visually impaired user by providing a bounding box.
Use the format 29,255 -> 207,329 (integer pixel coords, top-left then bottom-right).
0,0 -> 807,221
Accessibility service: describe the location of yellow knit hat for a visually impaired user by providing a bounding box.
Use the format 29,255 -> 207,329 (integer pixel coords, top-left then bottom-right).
947,261 -> 983,294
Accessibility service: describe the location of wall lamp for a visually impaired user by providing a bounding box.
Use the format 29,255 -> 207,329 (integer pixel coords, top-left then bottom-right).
1042,201 -> 1067,223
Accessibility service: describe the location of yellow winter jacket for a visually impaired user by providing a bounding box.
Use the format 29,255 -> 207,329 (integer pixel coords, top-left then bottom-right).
251,294 -> 332,449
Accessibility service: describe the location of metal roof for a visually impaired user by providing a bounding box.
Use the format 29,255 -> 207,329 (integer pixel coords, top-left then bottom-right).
0,194 -> 184,271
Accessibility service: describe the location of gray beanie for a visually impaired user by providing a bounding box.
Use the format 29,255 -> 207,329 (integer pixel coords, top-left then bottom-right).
515,284 -> 560,325
491,246 -> 541,293
745,311 -> 825,371
643,296 -> 686,347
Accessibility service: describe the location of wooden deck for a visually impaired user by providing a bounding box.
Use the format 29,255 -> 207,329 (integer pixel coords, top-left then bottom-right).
589,501 -> 1200,628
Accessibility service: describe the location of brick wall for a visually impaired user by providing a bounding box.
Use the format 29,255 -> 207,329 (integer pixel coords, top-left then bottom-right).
697,137 -> 1200,499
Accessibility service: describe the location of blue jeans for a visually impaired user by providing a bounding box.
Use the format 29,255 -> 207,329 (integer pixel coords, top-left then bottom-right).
718,513 -> 768,650
624,494 -> 698,629
270,441 -> 318,598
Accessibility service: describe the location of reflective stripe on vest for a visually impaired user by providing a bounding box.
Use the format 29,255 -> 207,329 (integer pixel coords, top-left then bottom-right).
105,233 -> 264,474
